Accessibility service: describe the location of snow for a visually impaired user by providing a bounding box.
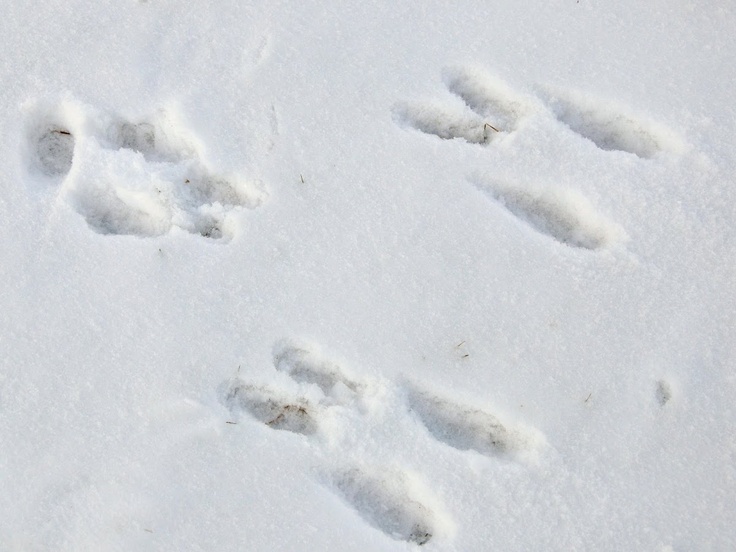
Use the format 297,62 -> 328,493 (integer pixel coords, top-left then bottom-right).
1,1 -> 735,550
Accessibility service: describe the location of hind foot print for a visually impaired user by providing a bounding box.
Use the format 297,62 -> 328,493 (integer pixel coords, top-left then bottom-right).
329,466 -> 443,545
539,87 -> 685,158
221,380 -> 318,435
407,387 -> 543,459
473,178 -> 627,250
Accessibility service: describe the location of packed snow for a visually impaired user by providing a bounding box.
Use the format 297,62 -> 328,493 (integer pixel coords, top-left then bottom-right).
1,1 -> 735,550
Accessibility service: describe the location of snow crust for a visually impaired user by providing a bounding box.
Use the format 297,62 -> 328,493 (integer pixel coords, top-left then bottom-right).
1,1 -> 735,550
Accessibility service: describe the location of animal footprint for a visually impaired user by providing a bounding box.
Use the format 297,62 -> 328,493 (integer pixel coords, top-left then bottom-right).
329,466 -> 439,545
24,98 -> 264,241
443,67 -> 532,133
538,87 -> 684,158
36,127 -> 75,176
396,66 -> 684,160
219,341 -> 365,436
221,380 -> 318,435
220,340 -> 549,544
656,379 -> 674,406
473,178 -> 626,250
407,386 -> 543,459
394,67 -> 534,144
273,340 -> 364,403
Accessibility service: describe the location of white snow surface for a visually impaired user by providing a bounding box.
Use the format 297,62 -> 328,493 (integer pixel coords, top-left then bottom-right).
1,1 -> 735,550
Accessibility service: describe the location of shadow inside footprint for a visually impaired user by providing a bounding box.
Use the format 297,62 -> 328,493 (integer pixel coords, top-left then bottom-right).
443,66 -> 530,133
37,128 -> 75,176
221,381 -> 317,435
273,342 -> 362,397
330,467 -> 437,545
119,122 -> 155,153
656,380 -> 673,406
394,67 -> 532,145
393,102 -> 488,144
407,388 -> 538,458
193,217 -> 223,240
473,179 -> 625,250
539,88 -> 683,158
